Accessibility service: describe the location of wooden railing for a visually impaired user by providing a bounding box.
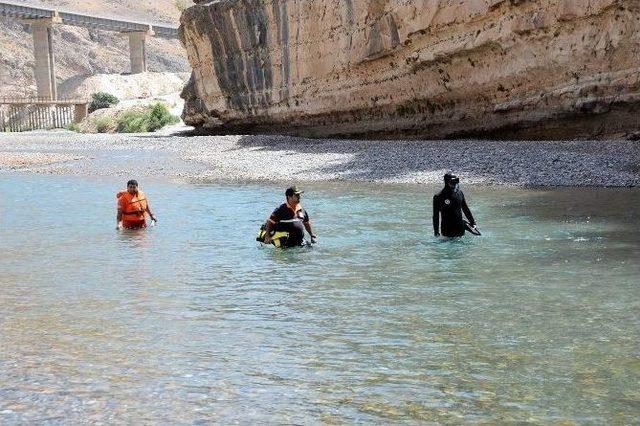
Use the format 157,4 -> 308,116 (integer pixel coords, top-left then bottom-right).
0,98 -> 88,132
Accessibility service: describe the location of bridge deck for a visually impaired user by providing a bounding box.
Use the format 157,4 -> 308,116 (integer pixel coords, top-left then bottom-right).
0,1 -> 178,38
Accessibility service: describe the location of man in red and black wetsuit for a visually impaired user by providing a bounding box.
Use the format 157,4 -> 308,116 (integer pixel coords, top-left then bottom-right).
264,186 -> 317,247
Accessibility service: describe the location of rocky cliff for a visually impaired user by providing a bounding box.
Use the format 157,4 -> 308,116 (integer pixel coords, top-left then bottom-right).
179,0 -> 640,139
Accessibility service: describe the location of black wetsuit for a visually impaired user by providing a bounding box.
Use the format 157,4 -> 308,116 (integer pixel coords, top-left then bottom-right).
268,203 -> 310,247
433,187 -> 475,237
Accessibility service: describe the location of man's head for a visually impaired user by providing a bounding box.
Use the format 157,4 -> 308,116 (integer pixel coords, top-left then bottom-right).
444,173 -> 460,189
127,179 -> 139,194
285,186 -> 304,205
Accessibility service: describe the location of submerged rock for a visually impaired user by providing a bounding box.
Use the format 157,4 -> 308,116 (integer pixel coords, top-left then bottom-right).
179,0 -> 640,139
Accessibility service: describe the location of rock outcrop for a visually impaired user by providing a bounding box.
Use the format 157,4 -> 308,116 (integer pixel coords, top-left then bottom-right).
179,0 -> 640,139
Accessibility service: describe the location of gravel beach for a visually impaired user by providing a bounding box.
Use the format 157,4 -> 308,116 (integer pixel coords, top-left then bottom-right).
0,130 -> 638,186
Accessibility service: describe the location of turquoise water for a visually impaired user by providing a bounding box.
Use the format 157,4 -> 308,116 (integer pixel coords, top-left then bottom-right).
0,175 -> 639,423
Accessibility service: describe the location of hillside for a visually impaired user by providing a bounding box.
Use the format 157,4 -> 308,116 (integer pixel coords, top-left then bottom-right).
0,0 -> 191,98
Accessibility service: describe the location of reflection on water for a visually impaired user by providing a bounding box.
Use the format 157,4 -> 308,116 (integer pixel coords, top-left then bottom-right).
117,227 -> 151,250
0,176 -> 639,423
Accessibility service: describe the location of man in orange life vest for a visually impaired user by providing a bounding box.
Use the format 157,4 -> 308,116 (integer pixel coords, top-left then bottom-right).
263,186 -> 317,247
116,179 -> 157,230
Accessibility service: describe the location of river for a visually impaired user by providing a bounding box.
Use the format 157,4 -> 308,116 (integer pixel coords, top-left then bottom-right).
1,174 -> 638,423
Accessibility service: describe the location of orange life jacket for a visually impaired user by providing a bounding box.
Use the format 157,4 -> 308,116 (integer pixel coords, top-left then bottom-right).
117,190 -> 148,222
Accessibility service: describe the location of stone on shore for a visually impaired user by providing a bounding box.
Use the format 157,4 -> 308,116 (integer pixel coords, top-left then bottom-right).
0,131 -> 638,187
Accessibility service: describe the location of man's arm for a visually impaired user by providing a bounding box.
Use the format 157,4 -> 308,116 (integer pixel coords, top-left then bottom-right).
303,211 -> 316,243
263,209 -> 280,243
145,205 -> 157,222
263,219 -> 274,241
461,196 -> 476,226
432,195 -> 440,236
116,197 -> 124,229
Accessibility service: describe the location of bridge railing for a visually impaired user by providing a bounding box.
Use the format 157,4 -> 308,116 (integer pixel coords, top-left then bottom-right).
0,1 -> 179,38
0,98 -> 89,132
0,97 -> 88,105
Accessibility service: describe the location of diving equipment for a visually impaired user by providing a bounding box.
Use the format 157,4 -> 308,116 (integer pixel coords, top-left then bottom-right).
256,224 -> 290,248
444,173 -> 460,186
464,220 -> 481,236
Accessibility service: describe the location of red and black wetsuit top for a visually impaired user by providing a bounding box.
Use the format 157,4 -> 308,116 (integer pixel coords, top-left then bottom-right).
433,187 -> 475,237
268,203 -> 310,247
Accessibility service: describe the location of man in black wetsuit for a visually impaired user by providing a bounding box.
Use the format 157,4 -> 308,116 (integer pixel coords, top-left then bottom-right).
433,173 -> 478,237
263,186 -> 317,247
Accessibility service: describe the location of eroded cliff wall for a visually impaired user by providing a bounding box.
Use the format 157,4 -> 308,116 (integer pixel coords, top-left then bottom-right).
179,0 -> 640,139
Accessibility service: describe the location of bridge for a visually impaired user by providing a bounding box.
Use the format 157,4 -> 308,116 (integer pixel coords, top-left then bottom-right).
0,0 -> 180,100
0,97 -> 89,132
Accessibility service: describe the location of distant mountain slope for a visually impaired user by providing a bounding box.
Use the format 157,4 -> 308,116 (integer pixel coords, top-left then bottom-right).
0,0 -> 191,98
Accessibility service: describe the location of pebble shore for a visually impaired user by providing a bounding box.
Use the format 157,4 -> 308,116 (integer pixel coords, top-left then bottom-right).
0,129 -> 638,186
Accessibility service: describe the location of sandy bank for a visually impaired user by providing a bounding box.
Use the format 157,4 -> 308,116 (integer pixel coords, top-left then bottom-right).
0,151 -> 83,170
0,131 -> 638,187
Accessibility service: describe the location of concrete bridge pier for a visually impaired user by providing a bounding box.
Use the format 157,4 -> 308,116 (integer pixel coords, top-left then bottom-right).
126,27 -> 153,74
2,2 -> 179,99
25,16 -> 60,100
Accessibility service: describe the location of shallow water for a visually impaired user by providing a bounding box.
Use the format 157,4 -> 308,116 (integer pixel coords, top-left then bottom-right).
0,175 -> 639,423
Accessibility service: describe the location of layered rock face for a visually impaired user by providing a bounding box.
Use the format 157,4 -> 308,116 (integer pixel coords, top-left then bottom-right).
179,0 -> 640,139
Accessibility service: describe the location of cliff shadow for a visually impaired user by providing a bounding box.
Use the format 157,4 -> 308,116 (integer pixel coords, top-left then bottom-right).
234,134 -> 639,186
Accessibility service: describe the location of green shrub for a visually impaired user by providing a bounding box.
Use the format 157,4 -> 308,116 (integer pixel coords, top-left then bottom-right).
88,92 -> 119,113
116,103 -> 179,133
64,122 -> 81,132
94,116 -> 115,133
117,110 -> 150,133
148,103 -> 180,131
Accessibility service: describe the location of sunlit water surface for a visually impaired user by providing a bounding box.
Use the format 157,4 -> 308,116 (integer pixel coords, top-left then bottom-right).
1,175 -> 639,423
